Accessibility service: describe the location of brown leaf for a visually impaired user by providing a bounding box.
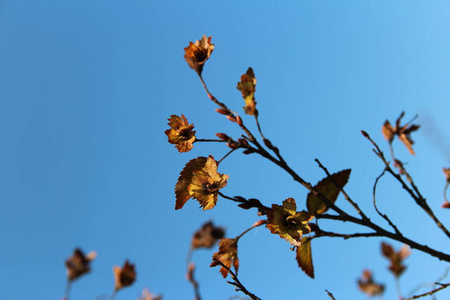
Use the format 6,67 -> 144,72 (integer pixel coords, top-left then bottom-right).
357,269 -> 385,297
191,221 -> 225,249
65,248 -> 97,281
184,35 -> 214,75
307,169 -> 351,215
175,157 -> 208,210
237,67 -> 258,116
296,237 -> 314,278
381,242 -> 410,277
187,156 -> 229,210
165,114 -> 196,153
443,167 -> 450,183
113,260 -> 136,291
267,198 -> 314,246
211,238 -> 239,278
382,112 -> 420,155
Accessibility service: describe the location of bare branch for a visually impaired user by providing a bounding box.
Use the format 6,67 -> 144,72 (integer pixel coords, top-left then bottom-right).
373,168 -> 402,235
405,282 -> 450,300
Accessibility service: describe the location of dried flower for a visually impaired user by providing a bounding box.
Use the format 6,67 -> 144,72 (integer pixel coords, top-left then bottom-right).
210,238 -> 239,278
165,114 -> 196,153
237,67 -> 257,116
184,35 -> 214,75
267,198 -> 314,246
187,156 -> 229,210
358,269 -> 385,297
191,221 -> 225,249
65,248 -> 96,281
381,112 -> 420,155
381,242 -> 410,277
113,260 -> 136,291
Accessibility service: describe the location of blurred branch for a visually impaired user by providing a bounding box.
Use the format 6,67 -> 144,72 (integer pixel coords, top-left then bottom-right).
405,282 -> 450,300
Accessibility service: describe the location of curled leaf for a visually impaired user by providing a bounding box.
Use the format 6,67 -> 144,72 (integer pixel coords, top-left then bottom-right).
175,157 -> 208,210
184,35 -> 214,75
307,169 -> 351,215
237,67 -> 257,116
113,260 -> 136,291
267,198 -> 314,246
211,238 -> 239,278
381,242 -> 410,277
296,237 -> 314,278
165,114 -> 196,153
187,156 -> 229,210
191,221 -> 225,249
357,269 -> 385,297
65,248 -> 97,281
382,112 -> 420,155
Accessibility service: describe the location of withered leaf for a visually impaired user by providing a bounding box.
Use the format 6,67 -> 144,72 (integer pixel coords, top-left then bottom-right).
307,169 -> 351,215
211,238 -> 239,278
175,157 -> 208,210
358,269 -> 385,297
381,242 -> 410,277
191,221 -> 225,249
296,237 -> 314,278
382,112 -> 420,155
266,198 -> 314,246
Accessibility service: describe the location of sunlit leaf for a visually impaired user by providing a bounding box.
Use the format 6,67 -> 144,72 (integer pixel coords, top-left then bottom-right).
175,157 -> 208,210
187,156 -> 229,210
296,237 -> 314,278
184,35 -> 214,75
237,67 -> 257,116
165,114 -> 196,153
307,169 -> 351,215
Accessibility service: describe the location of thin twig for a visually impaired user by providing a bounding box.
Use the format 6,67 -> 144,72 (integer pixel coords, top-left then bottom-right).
373,168 -> 402,235
362,131 -> 450,239
213,259 -> 261,300
325,290 -> 336,300
444,181 -> 449,204
63,280 -> 72,300
195,138 -> 226,143
316,213 -> 450,262
404,282 -> 450,300
217,149 -> 236,165
312,229 -> 382,240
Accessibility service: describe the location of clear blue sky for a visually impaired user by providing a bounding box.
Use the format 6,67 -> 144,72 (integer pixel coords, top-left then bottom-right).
1,1 -> 450,299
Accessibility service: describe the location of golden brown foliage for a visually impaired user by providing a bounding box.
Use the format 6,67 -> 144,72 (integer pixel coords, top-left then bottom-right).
211,238 -> 239,278
165,114 -> 196,153
184,35 -> 214,75
267,198 -> 314,246
237,67 -> 257,116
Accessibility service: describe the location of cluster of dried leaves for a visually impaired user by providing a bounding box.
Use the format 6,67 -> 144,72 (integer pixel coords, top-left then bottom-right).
64,248 -> 160,300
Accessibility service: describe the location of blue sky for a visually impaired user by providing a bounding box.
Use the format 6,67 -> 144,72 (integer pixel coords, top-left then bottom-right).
1,1 -> 450,299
